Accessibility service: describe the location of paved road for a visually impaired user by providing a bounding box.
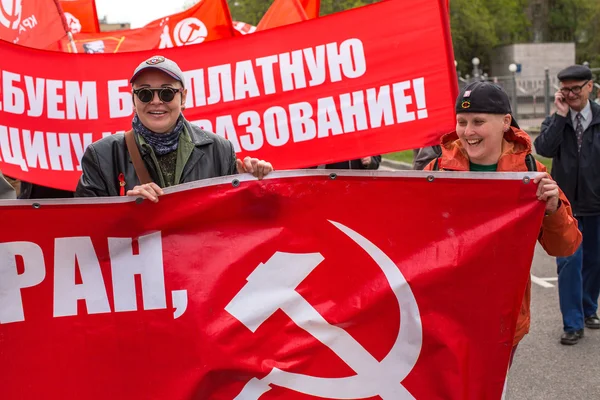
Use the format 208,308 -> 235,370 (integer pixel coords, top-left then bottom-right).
507,245 -> 600,399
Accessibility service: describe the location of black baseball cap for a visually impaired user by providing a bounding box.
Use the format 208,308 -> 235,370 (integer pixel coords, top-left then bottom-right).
455,81 -> 519,128
557,65 -> 593,82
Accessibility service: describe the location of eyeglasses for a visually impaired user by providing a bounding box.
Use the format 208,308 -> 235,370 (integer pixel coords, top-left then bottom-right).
560,81 -> 590,96
133,87 -> 183,103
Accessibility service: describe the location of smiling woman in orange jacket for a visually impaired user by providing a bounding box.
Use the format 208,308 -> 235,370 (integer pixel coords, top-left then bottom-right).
424,82 -> 582,363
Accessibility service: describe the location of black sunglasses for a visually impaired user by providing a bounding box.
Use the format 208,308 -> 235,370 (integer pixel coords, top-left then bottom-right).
560,80 -> 590,96
133,87 -> 183,103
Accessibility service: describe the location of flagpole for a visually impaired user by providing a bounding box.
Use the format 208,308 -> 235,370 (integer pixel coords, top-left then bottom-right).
67,32 -> 78,53
53,0 -> 78,53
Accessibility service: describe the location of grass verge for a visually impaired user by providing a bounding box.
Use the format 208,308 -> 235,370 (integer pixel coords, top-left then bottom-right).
382,150 -> 414,165
534,155 -> 552,172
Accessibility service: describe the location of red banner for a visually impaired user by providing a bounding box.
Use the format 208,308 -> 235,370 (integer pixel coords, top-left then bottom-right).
59,0 -> 100,34
0,172 -> 544,399
0,0 -> 457,191
0,0 -> 68,49
61,0 -> 236,53
257,0 -> 308,31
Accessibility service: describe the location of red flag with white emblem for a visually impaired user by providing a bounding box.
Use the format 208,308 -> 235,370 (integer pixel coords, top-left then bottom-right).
59,0 -> 100,33
0,172 -> 544,399
0,0 -> 69,49
60,0 -> 236,53
146,0 -> 236,49
233,20 -> 257,35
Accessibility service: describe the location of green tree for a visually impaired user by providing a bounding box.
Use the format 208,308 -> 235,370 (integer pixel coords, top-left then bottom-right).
449,0 -> 498,76
319,0 -> 378,16
576,0 -> 600,66
227,1 -> 271,25
482,0 -> 531,45
546,0 -> 588,42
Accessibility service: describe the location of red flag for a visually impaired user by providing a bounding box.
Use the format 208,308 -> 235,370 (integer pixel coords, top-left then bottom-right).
299,0 -> 320,18
61,0 -> 236,53
147,0 -> 236,49
62,24 -> 164,53
233,20 -> 256,35
0,172 -> 544,399
257,0 -> 308,31
0,0 -> 68,49
59,0 -> 100,33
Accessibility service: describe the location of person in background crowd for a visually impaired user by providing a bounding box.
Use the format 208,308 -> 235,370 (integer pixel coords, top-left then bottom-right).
0,171 -> 16,200
534,65 -> 600,345
316,156 -> 381,170
75,55 -> 273,201
424,81 -> 581,383
2,175 -> 20,196
413,146 -> 441,170
18,181 -> 74,199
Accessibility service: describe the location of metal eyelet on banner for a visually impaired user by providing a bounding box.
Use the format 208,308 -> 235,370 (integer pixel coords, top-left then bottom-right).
32,203 -> 41,209
523,176 -> 531,184
329,173 -> 337,180
426,175 -> 435,182
232,179 -> 240,188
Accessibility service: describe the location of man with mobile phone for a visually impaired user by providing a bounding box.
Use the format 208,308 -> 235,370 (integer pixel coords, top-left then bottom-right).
534,65 -> 600,345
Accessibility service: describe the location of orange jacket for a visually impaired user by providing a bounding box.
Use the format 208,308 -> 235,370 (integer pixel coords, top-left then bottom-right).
424,128 -> 582,345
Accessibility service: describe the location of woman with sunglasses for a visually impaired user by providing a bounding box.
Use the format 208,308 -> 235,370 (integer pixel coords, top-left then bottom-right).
535,65 -> 600,345
76,55 -> 273,201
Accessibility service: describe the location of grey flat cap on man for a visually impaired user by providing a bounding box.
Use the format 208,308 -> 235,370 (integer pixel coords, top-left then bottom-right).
557,65 -> 593,82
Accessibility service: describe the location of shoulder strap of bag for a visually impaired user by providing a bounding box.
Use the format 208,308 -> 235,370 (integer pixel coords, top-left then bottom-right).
433,158 -> 440,171
124,130 -> 152,184
525,153 -> 537,172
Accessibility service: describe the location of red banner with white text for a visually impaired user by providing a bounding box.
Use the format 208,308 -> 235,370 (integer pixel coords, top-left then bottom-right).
0,0 -> 457,190
0,0 -> 68,49
0,172 -> 543,399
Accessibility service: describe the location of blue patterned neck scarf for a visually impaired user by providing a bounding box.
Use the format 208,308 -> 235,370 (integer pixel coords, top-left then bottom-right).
132,114 -> 185,156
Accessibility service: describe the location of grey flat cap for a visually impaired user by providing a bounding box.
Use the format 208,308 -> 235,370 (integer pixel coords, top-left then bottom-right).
130,55 -> 185,87
557,65 -> 593,82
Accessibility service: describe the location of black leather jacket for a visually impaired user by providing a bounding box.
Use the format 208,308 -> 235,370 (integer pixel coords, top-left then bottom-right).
534,101 -> 600,216
75,119 -> 236,197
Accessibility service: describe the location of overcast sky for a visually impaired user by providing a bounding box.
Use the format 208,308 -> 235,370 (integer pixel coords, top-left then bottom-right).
95,0 -> 190,28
